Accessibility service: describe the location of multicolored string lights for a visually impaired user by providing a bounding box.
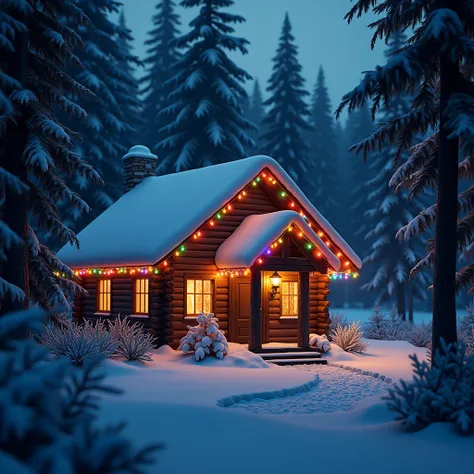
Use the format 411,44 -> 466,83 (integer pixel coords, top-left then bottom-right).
69,168 -> 359,280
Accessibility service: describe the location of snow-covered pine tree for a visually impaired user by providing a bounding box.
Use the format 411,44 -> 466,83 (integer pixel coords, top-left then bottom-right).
0,308 -> 161,472
157,0 -> 255,172
140,0 -> 181,170
0,1 -> 101,314
336,0 -> 469,355
307,66 -> 339,219
248,79 -> 266,153
116,8 -> 142,150
63,0 -> 141,232
261,13 -> 312,195
361,32 -> 430,319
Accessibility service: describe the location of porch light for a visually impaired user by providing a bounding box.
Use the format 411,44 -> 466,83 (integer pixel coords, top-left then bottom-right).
270,271 -> 282,299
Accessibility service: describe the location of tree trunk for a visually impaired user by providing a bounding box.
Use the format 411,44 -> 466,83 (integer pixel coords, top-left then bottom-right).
0,9 -> 29,316
407,280 -> 414,324
396,283 -> 406,321
432,26 -> 459,357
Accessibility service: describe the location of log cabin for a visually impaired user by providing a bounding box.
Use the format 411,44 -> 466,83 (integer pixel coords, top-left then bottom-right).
57,145 -> 362,351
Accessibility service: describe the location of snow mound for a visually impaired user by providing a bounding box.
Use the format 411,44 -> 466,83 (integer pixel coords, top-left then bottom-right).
178,342 -> 269,368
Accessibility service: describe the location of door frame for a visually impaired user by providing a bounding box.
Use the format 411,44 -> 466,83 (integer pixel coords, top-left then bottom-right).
229,275 -> 252,343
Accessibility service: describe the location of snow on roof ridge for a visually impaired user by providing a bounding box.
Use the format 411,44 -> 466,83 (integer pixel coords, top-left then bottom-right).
215,210 -> 341,270
57,155 -> 360,269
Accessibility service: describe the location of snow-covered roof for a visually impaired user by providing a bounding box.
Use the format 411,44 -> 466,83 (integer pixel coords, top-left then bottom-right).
215,211 -> 341,270
57,155 -> 361,268
122,145 -> 157,160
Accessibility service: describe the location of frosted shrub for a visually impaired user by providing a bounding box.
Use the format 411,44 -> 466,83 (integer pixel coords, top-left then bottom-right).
364,303 -> 388,340
328,311 -> 348,340
41,319 -> 118,365
385,340 -> 474,435
179,312 -> 229,361
459,304 -> 474,334
382,307 -> 411,341
331,321 -> 368,353
406,322 -> 432,348
108,316 -> 156,363
459,328 -> 474,357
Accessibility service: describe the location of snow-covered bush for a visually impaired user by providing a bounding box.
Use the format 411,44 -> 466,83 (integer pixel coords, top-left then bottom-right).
406,322 -> 432,348
179,312 -> 229,361
309,333 -> 330,352
364,303 -> 388,339
381,307 -> 411,341
108,316 -> 156,363
41,319 -> 119,365
0,308 -> 161,472
385,340 -> 474,435
328,311 -> 348,340
331,321 -> 368,353
459,304 -> 474,334
459,328 -> 474,357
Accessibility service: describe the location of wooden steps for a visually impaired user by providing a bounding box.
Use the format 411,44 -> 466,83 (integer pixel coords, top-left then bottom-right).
251,348 -> 328,366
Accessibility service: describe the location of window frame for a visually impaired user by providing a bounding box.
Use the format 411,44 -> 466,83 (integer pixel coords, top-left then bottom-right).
184,275 -> 216,319
280,278 -> 299,319
133,278 -> 150,316
96,279 -> 111,314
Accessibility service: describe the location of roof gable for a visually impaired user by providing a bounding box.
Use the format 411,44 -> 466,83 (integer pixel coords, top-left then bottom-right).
215,211 -> 340,270
57,155 -> 361,270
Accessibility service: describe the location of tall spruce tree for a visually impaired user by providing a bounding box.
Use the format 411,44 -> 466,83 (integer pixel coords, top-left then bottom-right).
0,1 -> 100,313
141,0 -> 181,165
336,0 -> 472,355
157,0 -> 255,172
261,13 -> 312,194
361,33 -> 430,320
63,0 -> 141,231
307,66 -> 339,218
248,79 -> 265,153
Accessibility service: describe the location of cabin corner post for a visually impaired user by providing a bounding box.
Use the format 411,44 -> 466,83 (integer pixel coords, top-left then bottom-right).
297,272 -> 310,349
249,269 -> 262,350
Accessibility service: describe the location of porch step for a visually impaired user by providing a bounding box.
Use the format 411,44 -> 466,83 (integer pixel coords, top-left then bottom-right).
264,357 -> 327,366
251,347 -> 321,354
259,351 -> 322,359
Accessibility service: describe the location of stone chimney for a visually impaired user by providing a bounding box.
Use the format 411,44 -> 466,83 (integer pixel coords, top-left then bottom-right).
123,145 -> 158,194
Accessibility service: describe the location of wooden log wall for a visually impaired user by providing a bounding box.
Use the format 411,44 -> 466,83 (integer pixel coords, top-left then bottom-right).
310,272 -> 330,335
169,185 -> 280,347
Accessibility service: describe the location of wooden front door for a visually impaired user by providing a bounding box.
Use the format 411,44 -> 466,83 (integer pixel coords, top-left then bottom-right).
229,277 -> 251,344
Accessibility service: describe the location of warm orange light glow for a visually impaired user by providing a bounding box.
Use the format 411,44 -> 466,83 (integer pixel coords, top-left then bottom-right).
337,252 -> 342,257
317,252 -> 322,257
223,209 -> 227,214
258,258 -> 263,264
326,241 -> 331,246
197,231 -> 201,237
175,251 -> 180,256
210,220 -> 215,226
238,194 -> 242,199
227,205 -> 231,210
288,226 -> 293,232
278,238 -> 283,244
298,232 -> 303,237
318,232 -> 324,237
290,202 -> 295,208
243,191 -> 247,196
345,261 -> 350,266
193,234 -> 198,239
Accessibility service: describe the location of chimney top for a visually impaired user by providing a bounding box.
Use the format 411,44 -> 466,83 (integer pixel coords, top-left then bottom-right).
122,145 -> 157,161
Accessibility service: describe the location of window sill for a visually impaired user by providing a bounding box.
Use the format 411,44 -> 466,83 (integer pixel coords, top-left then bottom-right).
129,314 -> 149,319
94,312 -> 111,316
184,316 -> 198,321
280,316 -> 298,320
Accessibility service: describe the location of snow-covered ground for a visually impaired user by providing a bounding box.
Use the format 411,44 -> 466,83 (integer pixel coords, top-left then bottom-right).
332,307 -> 468,325
98,339 -> 473,474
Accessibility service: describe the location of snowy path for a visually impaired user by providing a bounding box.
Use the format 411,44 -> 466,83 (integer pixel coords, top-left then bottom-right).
228,364 -> 389,414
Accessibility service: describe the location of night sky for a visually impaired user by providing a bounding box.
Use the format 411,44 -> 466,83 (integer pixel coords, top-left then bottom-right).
119,0 -> 385,120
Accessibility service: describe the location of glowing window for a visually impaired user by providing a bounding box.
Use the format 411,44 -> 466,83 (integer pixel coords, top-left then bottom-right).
186,279 -> 213,316
134,279 -> 149,315
97,279 -> 111,312
281,281 -> 298,316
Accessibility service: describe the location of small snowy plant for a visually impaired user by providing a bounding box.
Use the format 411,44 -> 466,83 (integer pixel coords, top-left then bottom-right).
309,333 -> 330,353
406,322 -> 432,348
328,311 -> 348,340
385,340 -> 474,435
108,316 -> 156,363
364,303 -> 388,340
331,321 -> 368,353
179,313 -> 229,361
41,319 -> 118,365
382,307 -> 411,341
